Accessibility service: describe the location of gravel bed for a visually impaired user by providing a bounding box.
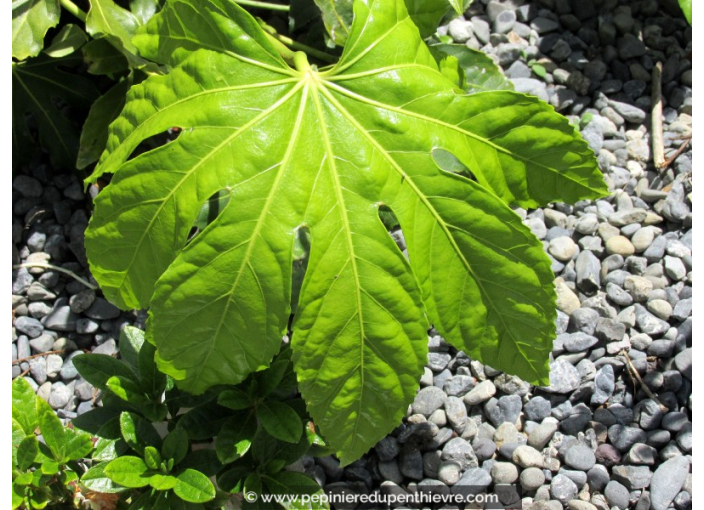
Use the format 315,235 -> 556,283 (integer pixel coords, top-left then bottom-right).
11,0 -> 691,508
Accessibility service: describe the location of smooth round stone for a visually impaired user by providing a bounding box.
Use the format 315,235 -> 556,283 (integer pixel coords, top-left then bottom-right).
650,457 -> 690,510
524,397 -> 552,422
550,474 -> 578,504
624,275 -> 653,301
48,382 -> 72,409
549,237 -> 577,262
512,445 -> 543,468
14,316 -> 44,338
45,354 -> 63,379
412,386 -> 446,416
632,227 -> 655,252
472,437 -> 497,461
606,235 -> 635,256
647,299 -> 672,320
587,464 -> 611,492
438,461 -> 462,485
528,421 -> 558,450
604,481 -> 630,509
491,462 -> 518,484
463,380 -> 496,406
575,213 -> 599,235
564,444 -> 596,471
520,467 -> 545,490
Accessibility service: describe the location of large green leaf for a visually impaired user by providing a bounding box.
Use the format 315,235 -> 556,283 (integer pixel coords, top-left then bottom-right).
12,0 -> 60,60
12,54 -> 99,169
86,0 -> 141,54
86,0 -> 605,463
430,43 -> 514,93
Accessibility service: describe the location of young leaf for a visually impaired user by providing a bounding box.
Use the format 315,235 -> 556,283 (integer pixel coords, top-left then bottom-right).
86,0 -> 605,464
17,436 -> 39,471
149,473 -> 179,490
215,413 -> 257,464
43,24 -> 88,58
258,401 -> 302,444
12,54 -> 99,169
105,456 -> 152,488
173,469 -> 216,503
63,427 -> 94,461
144,446 -> 163,470
77,77 -> 131,170
162,427 -> 189,465
73,353 -> 140,391
12,377 -> 38,435
12,0 -> 61,60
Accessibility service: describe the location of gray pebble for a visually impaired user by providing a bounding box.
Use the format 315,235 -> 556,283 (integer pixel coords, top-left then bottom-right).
650,456 -> 690,510
605,480 -> 631,509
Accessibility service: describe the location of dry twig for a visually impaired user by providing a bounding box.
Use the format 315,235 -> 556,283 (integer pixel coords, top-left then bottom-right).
621,350 -> 668,413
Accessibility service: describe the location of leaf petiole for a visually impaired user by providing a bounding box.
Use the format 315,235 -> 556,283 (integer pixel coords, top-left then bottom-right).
235,0 -> 290,11
58,0 -> 87,22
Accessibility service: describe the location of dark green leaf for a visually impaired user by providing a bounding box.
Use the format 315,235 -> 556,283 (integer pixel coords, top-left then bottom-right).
105,456 -> 152,488
73,353 -> 140,391
144,446 -> 162,470
43,23 -> 88,58
263,471 -> 326,510
118,325 -> 146,371
217,465 -> 251,493
82,38 -> 129,75
12,378 -> 38,435
216,413 -> 256,464
127,490 -> 153,509
258,401 -> 302,444
120,411 -> 163,454
139,338 -> 168,398
72,407 -> 123,435
162,427 -> 189,465
12,0 -> 60,60
12,483 -> 24,509
80,462 -> 130,493
255,359 -> 290,398
217,388 -> 251,411
17,436 -> 39,471
77,77 -> 130,170
177,403 -> 231,441
178,449 -> 220,478
313,0 -> 353,46
12,54 -> 99,169
173,469 -> 216,503
405,0 -> 452,38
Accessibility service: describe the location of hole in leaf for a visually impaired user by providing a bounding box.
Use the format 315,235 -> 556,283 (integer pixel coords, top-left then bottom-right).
187,189 -> 231,243
378,205 -> 407,257
126,128 -> 181,163
432,147 -> 476,181
290,225 -> 311,317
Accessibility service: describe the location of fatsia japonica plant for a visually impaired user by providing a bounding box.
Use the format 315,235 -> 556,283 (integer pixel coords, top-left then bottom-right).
84,0 -> 607,464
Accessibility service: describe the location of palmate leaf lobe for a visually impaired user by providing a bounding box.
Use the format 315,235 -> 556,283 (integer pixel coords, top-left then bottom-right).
86,0 -> 606,463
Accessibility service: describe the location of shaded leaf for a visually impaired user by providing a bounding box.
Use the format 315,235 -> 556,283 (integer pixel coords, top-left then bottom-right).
215,413 -> 256,463
217,388 -> 251,411
12,0 -> 60,60
314,0 -> 354,46
255,358 -> 290,398
13,54 -> 99,169
78,77 -> 131,169
82,37 -> 130,75
73,353 -> 140,391
404,0 -> 452,38
43,23 -> 88,58
162,426 -> 189,465
263,471 -> 327,510
258,401 -> 302,444
72,407 -> 122,435
139,336 -> 168,397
